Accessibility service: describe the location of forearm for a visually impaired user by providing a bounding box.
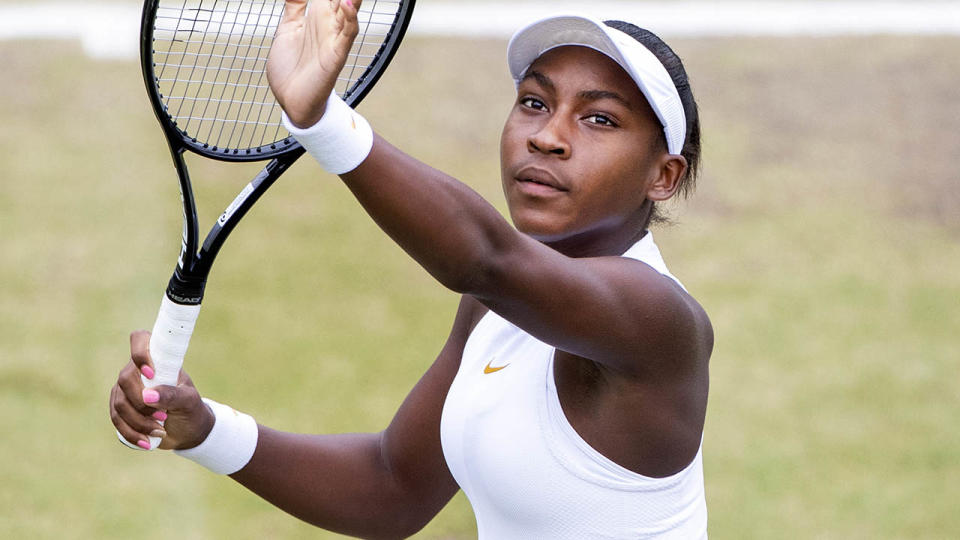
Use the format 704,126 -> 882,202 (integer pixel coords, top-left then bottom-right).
230,427 -> 435,538
340,134 -> 519,294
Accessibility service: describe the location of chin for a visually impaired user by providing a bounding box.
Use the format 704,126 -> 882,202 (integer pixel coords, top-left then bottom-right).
511,213 -> 572,242
503,188 -> 577,241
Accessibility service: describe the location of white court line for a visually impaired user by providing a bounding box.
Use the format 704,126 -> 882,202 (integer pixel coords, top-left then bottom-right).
1,1 -> 959,60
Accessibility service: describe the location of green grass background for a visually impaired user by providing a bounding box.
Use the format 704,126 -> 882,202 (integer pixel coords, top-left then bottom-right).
1,28 -> 959,540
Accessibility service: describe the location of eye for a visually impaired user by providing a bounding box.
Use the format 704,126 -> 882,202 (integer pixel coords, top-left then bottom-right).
585,114 -> 618,127
520,97 -> 547,111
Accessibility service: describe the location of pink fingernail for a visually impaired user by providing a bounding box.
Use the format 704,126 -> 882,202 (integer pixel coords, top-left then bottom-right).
152,410 -> 168,422
142,389 -> 160,404
345,0 -> 353,7
141,365 -> 155,380
137,440 -> 151,450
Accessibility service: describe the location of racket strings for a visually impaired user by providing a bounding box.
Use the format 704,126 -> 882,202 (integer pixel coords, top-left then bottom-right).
152,0 -> 399,153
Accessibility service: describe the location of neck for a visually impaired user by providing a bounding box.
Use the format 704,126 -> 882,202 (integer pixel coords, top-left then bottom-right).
541,203 -> 653,258
543,227 -> 647,258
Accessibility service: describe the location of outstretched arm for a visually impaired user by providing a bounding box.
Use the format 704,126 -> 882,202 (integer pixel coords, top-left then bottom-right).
341,140 -> 710,376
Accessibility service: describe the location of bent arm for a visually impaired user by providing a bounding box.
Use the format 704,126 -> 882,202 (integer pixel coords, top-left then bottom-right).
265,0 -> 708,375
340,136 -> 708,375
228,295 -> 479,538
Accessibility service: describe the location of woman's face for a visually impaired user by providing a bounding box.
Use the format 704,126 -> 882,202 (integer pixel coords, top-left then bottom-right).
500,45 -> 672,248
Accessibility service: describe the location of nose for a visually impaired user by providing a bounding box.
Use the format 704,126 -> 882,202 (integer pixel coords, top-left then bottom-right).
527,116 -> 571,157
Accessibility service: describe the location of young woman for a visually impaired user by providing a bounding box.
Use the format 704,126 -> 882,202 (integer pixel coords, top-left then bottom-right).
109,1 -> 713,537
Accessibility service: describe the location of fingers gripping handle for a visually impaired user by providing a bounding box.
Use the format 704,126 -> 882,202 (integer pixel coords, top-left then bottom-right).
117,295 -> 201,450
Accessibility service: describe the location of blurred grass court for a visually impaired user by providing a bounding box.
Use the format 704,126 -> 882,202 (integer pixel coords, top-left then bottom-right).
1,2 -> 959,539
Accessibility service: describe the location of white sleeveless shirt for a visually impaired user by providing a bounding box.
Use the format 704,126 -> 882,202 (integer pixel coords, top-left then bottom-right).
439,233 -> 708,539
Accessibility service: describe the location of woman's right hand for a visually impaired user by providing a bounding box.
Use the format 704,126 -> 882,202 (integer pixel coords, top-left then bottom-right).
109,330 -> 214,451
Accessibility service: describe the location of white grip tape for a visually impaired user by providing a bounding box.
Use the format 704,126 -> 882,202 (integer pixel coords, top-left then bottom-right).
116,295 -> 201,450
281,91 -> 373,175
147,296 -> 201,388
174,398 -> 259,475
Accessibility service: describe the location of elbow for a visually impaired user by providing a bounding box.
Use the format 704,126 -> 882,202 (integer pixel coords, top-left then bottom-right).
349,497 -> 440,539
427,199 -> 522,296
441,242 -> 508,297
307,496 -> 436,540
432,230 -> 512,297
434,262 -> 480,296
358,433 -> 446,539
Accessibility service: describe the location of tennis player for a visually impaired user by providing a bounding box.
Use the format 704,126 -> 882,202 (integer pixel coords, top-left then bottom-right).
110,2 -> 712,537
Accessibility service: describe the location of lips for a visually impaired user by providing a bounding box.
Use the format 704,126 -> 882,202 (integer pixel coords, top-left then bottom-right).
515,166 -> 568,193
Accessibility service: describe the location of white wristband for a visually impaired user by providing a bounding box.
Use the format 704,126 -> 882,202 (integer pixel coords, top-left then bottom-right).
174,398 -> 258,475
282,92 -> 374,175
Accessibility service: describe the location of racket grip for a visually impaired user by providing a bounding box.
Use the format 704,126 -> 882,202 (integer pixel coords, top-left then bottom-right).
117,295 -> 201,450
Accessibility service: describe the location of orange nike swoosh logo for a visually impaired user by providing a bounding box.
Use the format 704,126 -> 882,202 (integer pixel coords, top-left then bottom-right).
483,358 -> 509,374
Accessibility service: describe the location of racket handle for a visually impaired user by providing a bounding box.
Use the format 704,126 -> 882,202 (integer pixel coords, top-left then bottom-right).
117,295 -> 201,450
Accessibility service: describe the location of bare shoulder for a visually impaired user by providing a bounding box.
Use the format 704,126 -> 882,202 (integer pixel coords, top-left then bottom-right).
599,255 -> 714,379
554,259 -> 712,476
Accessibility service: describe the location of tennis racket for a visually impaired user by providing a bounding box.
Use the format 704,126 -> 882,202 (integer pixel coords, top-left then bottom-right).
119,0 -> 415,450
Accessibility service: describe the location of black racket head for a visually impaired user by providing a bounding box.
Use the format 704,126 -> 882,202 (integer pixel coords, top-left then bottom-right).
140,0 -> 415,162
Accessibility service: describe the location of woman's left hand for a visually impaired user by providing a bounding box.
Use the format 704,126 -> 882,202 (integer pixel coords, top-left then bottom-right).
267,0 -> 362,128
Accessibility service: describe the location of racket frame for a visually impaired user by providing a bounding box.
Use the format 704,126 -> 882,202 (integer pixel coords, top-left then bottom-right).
139,0 -> 417,302
122,0 -> 416,450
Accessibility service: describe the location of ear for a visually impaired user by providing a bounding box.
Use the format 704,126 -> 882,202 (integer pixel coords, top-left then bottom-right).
645,154 -> 687,202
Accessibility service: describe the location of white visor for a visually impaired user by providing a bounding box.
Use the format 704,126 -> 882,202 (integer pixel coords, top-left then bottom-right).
507,14 -> 686,156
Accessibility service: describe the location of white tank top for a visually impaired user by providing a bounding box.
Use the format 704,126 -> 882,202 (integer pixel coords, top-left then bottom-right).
440,233 -> 708,539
